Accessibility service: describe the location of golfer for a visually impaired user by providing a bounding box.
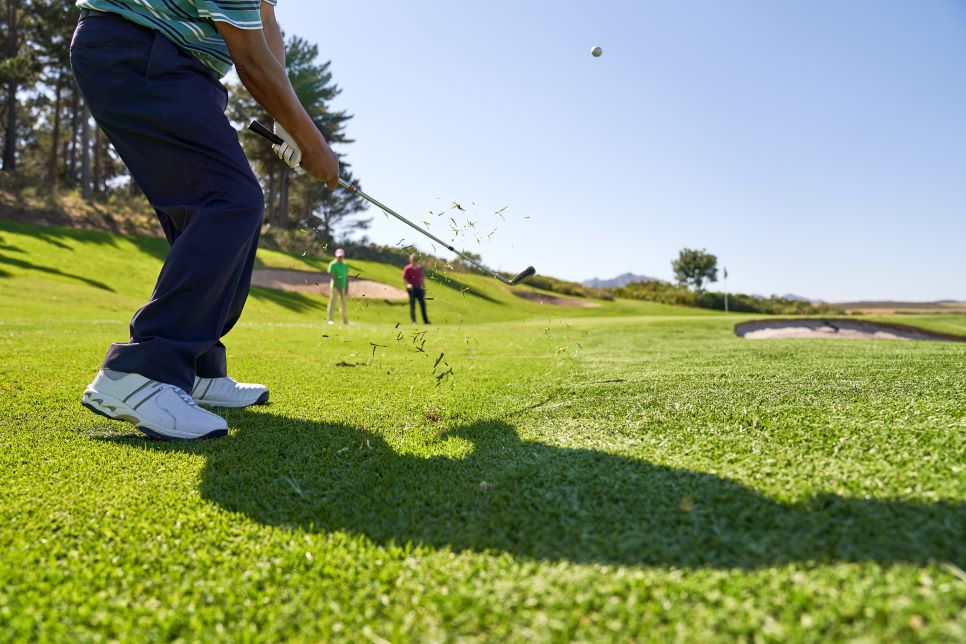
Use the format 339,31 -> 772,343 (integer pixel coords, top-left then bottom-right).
403,254 -> 431,324
73,0 -> 340,440
327,248 -> 350,325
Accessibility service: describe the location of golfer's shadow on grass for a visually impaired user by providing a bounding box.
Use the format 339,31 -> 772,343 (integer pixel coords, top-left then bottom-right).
136,412 -> 964,569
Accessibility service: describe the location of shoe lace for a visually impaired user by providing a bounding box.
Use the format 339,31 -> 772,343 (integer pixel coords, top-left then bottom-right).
163,384 -> 199,408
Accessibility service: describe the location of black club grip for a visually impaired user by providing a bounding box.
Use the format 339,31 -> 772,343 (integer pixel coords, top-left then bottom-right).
248,120 -> 284,146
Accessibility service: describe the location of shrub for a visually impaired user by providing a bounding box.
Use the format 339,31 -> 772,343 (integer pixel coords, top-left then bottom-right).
613,281 -> 843,315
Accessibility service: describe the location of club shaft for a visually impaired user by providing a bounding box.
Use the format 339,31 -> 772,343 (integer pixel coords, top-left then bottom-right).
335,179 -> 509,283
247,119 -> 520,284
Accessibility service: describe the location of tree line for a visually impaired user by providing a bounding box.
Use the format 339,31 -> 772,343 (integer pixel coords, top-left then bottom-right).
0,2 -> 367,245
521,248 -> 843,314
616,248 -> 844,314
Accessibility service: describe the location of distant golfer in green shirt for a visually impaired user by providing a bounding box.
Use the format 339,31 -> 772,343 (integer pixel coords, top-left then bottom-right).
328,248 -> 350,325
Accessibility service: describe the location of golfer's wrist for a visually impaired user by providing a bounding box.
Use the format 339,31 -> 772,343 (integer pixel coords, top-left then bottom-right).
291,122 -> 327,154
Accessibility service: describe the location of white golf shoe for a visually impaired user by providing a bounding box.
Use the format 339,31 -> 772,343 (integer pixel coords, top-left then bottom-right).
82,370 -> 228,440
191,376 -> 269,408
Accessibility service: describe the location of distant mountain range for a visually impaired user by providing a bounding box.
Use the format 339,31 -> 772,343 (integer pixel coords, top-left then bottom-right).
582,273 -> 661,289
780,294 -> 826,304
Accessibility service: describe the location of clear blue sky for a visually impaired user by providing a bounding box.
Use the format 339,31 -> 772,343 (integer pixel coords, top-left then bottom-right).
275,0 -> 966,301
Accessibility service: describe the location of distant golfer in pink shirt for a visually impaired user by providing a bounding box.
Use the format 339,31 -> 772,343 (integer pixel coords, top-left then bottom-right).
402,254 -> 430,324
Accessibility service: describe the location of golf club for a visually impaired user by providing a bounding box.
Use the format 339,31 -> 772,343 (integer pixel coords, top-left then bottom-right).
248,120 -> 536,286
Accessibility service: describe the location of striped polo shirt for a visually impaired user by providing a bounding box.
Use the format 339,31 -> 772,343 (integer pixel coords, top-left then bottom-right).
75,0 -> 278,78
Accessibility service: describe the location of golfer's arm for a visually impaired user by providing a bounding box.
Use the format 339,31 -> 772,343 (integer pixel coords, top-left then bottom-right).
260,3 -> 285,68
215,21 -> 321,152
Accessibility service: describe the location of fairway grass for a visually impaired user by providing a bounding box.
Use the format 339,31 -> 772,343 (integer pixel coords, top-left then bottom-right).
1,221 -> 964,641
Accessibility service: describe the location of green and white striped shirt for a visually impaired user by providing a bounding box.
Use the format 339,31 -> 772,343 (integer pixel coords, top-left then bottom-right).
75,0 -> 278,78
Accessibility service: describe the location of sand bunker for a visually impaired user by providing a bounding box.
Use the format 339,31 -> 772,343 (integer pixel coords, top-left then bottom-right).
735,319 -> 965,342
513,292 -> 601,308
252,269 -> 408,301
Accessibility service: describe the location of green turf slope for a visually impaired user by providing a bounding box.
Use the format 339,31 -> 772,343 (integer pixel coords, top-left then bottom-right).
0,220 -> 964,641
0,220 -> 705,324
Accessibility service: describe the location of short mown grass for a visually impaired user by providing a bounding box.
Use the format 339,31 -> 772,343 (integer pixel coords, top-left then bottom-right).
0,220 -> 963,641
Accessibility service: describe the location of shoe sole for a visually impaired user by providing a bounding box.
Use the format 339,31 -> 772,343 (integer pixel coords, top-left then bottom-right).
81,397 -> 228,441
195,390 -> 269,409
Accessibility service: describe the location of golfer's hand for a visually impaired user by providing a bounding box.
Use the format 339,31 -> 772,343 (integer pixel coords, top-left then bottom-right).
216,19 -> 339,188
272,123 -> 301,169
300,137 -> 340,189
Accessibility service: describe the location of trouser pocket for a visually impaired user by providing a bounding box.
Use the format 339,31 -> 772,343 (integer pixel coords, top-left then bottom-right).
70,18 -> 154,82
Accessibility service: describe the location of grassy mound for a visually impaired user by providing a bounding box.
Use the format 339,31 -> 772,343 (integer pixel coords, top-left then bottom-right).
0,220 -> 704,324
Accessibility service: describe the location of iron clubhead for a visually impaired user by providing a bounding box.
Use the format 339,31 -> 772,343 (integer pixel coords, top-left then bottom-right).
510,266 -> 536,285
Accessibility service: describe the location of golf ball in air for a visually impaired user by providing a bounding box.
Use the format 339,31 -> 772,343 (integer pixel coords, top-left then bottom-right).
591,46 -> 603,57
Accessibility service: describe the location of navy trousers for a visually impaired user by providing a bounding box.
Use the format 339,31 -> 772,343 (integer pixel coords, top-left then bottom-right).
408,287 -> 429,324
70,13 -> 264,393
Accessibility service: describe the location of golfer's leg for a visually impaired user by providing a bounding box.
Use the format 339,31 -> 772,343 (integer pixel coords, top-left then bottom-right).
121,208 -> 178,344
195,226 -> 261,378
340,288 -> 348,324
409,289 -> 417,323
419,291 -> 429,324
328,289 -> 336,322
153,205 -> 259,379
71,26 -> 263,393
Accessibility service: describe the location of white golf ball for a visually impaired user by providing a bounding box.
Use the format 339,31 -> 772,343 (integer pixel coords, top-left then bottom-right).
591,46 -> 603,58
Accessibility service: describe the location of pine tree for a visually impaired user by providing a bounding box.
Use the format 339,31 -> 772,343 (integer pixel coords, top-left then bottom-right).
0,0 -> 40,172
28,1 -> 80,186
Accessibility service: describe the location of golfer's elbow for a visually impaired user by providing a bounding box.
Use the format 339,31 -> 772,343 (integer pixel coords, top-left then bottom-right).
218,21 -> 267,75
232,50 -> 262,86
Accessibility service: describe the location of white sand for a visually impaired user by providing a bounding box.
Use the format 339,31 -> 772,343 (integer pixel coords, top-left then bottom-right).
251,269 -> 408,301
735,319 -> 959,342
